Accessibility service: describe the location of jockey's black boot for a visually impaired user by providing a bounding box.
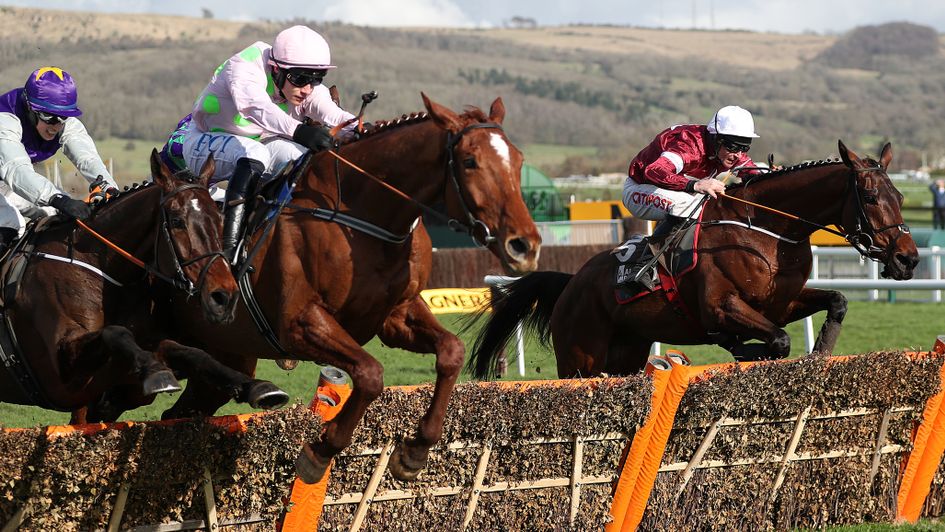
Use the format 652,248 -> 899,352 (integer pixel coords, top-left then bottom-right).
0,227 -> 17,258
648,215 -> 685,248
222,157 -> 265,264
622,215 -> 687,290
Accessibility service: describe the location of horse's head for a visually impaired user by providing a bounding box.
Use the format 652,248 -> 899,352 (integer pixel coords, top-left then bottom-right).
838,140 -> 919,280
422,93 -> 541,274
149,149 -> 238,323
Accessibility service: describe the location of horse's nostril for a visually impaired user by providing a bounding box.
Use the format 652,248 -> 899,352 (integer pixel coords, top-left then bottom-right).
896,253 -> 919,269
507,237 -> 529,256
210,290 -> 231,308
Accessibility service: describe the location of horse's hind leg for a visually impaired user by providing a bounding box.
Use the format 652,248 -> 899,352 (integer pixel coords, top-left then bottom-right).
156,339 -> 288,411
378,296 -> 464,481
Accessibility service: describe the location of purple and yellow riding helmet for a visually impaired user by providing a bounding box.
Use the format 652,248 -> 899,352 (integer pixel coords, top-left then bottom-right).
24,67 -> 82,118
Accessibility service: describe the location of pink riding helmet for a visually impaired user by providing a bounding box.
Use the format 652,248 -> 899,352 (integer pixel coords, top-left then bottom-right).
270,25 -> 336,70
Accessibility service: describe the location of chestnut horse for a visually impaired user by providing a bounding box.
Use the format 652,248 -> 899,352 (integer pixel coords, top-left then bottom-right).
157,94 -> 540,482
2,151 -> 277,419
469,141 -> 918,379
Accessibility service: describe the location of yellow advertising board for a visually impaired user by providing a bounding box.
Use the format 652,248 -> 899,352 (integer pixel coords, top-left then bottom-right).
569,200 -> 630,221
420,287 -> 491,314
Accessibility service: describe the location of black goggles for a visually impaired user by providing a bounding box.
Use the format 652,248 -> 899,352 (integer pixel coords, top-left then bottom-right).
33,109 -> 67,125
719,138 -> 751,153
285,68 -> 326,88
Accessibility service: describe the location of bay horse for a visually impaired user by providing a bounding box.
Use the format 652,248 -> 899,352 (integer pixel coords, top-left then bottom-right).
156,93 -> 541,483
3,151 -> 282,420
469,141 -> 918,379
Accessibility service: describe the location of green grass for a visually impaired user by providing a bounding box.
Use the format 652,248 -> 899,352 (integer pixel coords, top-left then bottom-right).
1,301 -> 942,429
522,143 -> 599,169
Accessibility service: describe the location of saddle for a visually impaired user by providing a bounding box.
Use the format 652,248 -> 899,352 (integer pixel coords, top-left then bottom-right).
612,216 -> 701,308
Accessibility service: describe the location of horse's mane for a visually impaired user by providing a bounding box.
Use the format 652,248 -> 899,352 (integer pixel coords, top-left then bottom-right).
89,167 -> 201,216
89,180 -> 155,215
338,106 -> 491,146
726,158 -> 846,191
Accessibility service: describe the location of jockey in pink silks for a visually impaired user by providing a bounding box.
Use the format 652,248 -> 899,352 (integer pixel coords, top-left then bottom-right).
161,25 -> 358,262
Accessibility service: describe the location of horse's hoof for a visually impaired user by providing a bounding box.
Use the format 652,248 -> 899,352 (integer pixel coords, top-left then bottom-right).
245,380 -> 290,410
142,370 -> 182,395
276,359 -> 299,371
388,442 -> 428,482
295,443 -> 330,484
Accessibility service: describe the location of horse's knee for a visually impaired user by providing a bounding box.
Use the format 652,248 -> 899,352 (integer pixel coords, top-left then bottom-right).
772,331 -> 791,358
435,337 -> 465,377
350,358 -> 384,400
828,292 -> 848,322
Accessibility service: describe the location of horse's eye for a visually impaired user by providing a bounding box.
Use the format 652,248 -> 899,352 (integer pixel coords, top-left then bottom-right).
863,194 -> 878,205
170,217 -> 186,229
463,157 -> 478,169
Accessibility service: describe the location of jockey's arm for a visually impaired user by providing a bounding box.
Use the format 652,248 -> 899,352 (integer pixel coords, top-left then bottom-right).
0,113 -> 62,205
228,61 -> 301,139
642,152 -> 696,191
301,85 -> 357,139
59,118 -> 118,190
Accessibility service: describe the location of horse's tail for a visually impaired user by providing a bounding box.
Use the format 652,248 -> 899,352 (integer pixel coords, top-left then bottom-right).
466,271 -> 573,380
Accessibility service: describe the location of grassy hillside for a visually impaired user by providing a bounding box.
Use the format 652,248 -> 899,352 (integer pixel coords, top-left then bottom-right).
3,7 -> 944,180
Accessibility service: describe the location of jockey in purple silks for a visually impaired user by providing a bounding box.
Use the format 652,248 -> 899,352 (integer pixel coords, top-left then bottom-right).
161,25 -> 359,263
0,67 -> 118,252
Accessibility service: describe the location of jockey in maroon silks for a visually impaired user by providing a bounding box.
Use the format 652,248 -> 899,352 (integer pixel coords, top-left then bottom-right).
619,106 -> 764,287
0,67 -> 117,252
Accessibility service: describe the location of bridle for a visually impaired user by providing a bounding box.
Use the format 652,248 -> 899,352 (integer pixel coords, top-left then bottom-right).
308,121 -> 505,247
78,178 -> 226,296
444,123 -> 502,247
842,164 -> 910,261
153,179 -> 228,295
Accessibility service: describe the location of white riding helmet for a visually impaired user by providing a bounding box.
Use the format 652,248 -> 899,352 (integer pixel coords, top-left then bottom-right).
706,106 -> 759,138
271,25 -> 336,70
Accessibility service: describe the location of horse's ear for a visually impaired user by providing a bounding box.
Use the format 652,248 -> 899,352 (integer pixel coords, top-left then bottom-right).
421,92 -> 462,132
879,142 -> 893,169
488,97 -> 505,124
838,139 -> 859,168
198,153 -> 216,185
149,148 -> 171,185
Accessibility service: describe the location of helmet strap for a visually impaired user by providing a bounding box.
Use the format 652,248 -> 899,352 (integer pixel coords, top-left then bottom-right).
270,64 -> 288,100
19,92 -> 38,128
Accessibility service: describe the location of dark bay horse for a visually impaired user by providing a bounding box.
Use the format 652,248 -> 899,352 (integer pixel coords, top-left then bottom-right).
158,94 -> 541,482
3,151 -> 277,419
470,141 -> 918,379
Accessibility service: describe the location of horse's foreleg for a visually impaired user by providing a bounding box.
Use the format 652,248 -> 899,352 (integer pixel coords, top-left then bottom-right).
289,305 -> 384,484
378,296 -> 463,481
704,293 -> 791,360
160,353 -> 259,420
156,340 -> 288,411
781,288 -> 848,355
65,325 -> 180,400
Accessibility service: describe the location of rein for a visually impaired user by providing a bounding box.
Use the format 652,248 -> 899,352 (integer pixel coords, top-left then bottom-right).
719,164 -> 910,261
311,122 -> 503,247
74,182 -> 226,295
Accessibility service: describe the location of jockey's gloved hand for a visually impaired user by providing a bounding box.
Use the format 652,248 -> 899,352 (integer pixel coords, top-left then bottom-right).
49,194 -> 92,220
292,123 -> 334,152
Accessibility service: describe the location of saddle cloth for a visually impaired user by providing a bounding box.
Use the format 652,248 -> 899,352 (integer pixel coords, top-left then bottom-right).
613,217 -> 701,305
